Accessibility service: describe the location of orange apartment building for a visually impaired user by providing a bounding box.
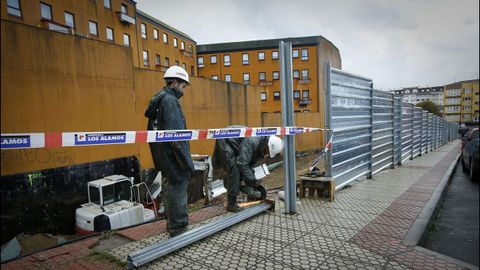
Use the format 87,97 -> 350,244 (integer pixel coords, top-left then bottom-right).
197,36 -> 342,113
444,79 -> 480,124
1,0 -> 197,74
135,10 -> 196,76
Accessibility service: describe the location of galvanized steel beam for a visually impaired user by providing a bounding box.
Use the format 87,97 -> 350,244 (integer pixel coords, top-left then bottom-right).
126,201 -> 274,268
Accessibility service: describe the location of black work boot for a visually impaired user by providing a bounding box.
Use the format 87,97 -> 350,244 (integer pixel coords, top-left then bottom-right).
226,196 -> 242,213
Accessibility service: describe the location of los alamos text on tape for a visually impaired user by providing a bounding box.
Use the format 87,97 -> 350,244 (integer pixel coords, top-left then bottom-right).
1,126 -> 331,150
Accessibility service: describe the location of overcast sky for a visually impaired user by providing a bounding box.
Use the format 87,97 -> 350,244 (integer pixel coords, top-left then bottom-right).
137,0 -> 479,90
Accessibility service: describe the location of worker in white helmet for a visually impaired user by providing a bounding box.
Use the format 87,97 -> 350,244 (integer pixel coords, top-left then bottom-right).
212,126 -> 284,212
144,66 -> 193,237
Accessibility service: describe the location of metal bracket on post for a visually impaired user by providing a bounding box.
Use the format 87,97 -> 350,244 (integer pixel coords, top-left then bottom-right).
279,40 -> 296,214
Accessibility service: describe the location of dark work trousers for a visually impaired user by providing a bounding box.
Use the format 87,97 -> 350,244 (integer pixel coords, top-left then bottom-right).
162,176 -> 189,234
225,165 -> 241,200
224,165 -> 257,201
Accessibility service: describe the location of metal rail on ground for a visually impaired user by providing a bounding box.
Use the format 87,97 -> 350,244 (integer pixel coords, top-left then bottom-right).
127,201 -> 274,268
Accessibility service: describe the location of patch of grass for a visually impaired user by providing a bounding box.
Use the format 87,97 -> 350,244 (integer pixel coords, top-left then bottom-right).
87,251 -> 127,268
99,230 -> 117,240
424,201 -> 443,246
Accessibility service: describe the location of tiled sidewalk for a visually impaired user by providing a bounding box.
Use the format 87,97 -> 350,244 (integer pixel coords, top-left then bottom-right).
3,141 -> 470,269
107,141 -> 473,269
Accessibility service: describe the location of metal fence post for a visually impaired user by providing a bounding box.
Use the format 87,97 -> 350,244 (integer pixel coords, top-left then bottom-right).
279,40 -> 296,214
324,62 -> 332,178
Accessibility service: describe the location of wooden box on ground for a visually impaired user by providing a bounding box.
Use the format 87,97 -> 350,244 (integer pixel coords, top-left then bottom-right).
299,176 -> 335,202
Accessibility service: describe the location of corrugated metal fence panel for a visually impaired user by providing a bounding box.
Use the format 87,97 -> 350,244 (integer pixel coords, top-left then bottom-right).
412,107 -> 423,158
393,97 -> 402,166
328,68 -> 373,189
428,113 -> 433,151
372,90 -> 394,175
434,116 -> 440,148
421,110 -> 428,154
401,103 -> 414,164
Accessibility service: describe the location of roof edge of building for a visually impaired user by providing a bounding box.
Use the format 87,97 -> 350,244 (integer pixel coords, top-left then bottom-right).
197,35 -> 337,54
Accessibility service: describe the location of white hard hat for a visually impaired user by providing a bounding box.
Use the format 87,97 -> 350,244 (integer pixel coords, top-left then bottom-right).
164,66 -> 190,84
268,135 -> 284,158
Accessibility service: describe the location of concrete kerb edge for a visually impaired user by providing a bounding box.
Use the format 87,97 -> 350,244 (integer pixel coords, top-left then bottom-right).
403,151 -> 460,248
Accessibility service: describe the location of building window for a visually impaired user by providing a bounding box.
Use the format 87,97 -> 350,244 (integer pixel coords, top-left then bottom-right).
242,53 -> 249,65
106,27 -> 114,42
123,33 -> 130,47
164,57 -> 170,67
301,48 -> 308,60
302,90 -> 310,98
225,74 -> 231,82
272,71 -> 279,80
173,38 -> 178,47
153,29 -> 159,40
189,45 -> 193,53
40,2 -> 52,20
212,75 -> 218,80
447,89 -> 460,96
412,89 -> 418,93
210,55 -> 217,64
181,41 -> 185,50
155,54 -> 161,65
224,55 -> 231,66
292,49 -> 299,58
243,73 -> 250,84
464,105 -> 472,110
191,66 -> 194,76
182,63 -> 186,70
464,96 -> 471,101
197,57 -> 204,68
293,70 -> 299,79
7,0 -> 22,17
272,51 -> 279,60
104,0 -> 111,9
294,90 -> 300,99
89,21 -> 98,36
274,91 -> 280,100
141,23 -> 147,39
143,50 -> 149,66
64,12 -> 75,29
258,52 -> 265,61
302,69 -> 309,79
163,33 -> 168,44
464,88 -> 472,93
174,60 -> 179,66
259,72 -> 266,81
261,92 -> 267,101
120,4 -> 127,14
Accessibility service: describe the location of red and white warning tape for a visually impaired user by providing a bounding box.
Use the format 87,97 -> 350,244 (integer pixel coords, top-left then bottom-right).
1,126 -> 332,150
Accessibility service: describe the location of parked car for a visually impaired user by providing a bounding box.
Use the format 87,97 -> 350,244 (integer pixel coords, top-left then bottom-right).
461,128 -> 479,181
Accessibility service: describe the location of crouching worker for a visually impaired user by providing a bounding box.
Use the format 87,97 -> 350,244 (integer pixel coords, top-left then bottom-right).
212,126 -> 284,212
144,66 -> 194,237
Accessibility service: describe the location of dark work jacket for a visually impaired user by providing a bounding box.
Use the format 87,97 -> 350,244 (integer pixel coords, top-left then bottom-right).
145,87 -> 195,180
212,129 -> 268,183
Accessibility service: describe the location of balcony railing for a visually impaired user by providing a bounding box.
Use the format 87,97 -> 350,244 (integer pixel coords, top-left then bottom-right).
298,78 -> 310,84
259,80 -> 273,86
117,12 -> 135,25
299,98 -> 311,106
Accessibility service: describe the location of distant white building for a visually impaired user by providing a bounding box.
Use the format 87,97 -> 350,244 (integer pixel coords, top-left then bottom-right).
390,86 -> 444,113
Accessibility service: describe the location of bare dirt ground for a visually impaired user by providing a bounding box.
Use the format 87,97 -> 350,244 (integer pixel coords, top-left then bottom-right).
190,150 -> 326,209
261,150 -> 326,190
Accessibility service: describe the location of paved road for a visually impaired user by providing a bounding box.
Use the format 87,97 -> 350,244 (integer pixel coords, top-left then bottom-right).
425,160 -> 479,266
